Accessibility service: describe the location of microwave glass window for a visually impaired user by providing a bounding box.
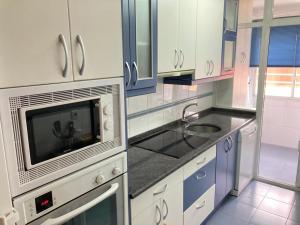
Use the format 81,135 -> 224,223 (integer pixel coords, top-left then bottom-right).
26,100 -> 100,165
63,195 -> 117,225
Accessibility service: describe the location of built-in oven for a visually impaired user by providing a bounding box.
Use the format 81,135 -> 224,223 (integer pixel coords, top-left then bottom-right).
0,78 -> 126,196
13,152 -> 128,225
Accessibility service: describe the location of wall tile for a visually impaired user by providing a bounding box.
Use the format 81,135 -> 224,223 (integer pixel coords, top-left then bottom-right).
148,82 -> 164,108
148,111 -> 165,130
128,95 -> 148,114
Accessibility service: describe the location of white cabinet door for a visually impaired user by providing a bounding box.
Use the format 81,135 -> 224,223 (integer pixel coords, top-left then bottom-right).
0,0 -> 73,88
68,0 -> 123,80
132,200 -> 162,225
157,0 -> 180,73
162,180 -> 184,225
178,0 -> 197,71
195,0 -> 224,79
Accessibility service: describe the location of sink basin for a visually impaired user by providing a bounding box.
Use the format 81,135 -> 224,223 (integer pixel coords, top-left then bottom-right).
186,124 -> 221,134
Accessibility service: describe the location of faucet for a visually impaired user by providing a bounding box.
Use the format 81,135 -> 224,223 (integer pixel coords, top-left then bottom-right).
182,103 -> 198,122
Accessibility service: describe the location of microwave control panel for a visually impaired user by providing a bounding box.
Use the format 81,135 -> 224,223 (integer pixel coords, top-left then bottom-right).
100,94 -> 114,142
13,152 -> 127,224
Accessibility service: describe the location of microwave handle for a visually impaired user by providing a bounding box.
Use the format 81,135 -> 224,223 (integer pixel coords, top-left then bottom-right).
41,183 -> 119,225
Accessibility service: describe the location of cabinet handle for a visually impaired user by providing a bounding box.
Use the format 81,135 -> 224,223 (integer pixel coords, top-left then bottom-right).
206,60 -> 210,76
76,35 -> 86,76
210,60 -> 214,76
180,49 -> 184,68
174,49 -> 179,69
153,184 -> 167,196
125,61 -> 132,87
156,205 -> 162,225
228,136 -> 233,150
196,171 -> 207,180
224,138 -> 230,152
196,157 -> 207,165
133,61 -> 139,86
196,200 -> 206,209
58,34 -> 68,77
162,199 -> 169,220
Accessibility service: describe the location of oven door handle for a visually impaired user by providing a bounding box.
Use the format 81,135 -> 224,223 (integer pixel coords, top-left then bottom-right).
41,183 -> 119,225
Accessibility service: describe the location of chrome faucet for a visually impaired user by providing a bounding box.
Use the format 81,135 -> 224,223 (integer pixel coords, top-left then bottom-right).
182,103 -> 198,122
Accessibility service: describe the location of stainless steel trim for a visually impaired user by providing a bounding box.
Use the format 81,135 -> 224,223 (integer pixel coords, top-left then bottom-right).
76,35 -> 86,76
58,34 -> 68,78
162,199 -> 168,220
125,61 -> 132,87
133,61 -> 139,86
182,103 -> 198,122
156,205 -> 162,225
180,50 -> 184,68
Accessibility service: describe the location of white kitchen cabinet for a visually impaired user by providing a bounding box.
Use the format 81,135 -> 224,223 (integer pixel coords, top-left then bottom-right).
68,0 -> 123,80
131,169 -> 183,225
195,0 -> 224,79
0,0 -> 73,88
158,0 -> 197,74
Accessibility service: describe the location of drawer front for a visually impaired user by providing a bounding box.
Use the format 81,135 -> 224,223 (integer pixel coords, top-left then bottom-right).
183,145 -> 216,179
184,159 -> 216,211
184,185 -> 215,225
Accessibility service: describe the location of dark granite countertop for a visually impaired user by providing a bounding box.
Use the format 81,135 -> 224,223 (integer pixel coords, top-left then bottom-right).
128,108 -> 256,199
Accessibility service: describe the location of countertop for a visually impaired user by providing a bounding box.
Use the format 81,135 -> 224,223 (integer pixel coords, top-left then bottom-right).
128,108 -> 256,199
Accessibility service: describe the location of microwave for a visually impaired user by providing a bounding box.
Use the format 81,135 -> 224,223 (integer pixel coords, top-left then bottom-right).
0,78 -> 126,196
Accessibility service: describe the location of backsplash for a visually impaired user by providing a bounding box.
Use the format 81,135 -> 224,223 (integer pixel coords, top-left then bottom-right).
127,79 -> 214,138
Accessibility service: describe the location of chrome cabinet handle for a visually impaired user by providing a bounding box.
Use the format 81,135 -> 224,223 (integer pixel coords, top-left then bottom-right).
228,136 -> 233,150
162,199 -> 169,220
58,34 -> 68,77
210,60 -> 214,76
224,138 -> 230,152
196,200 -> 206,209
153,184 -> 167,196
174,49 -> 179,69
125,61 -> 132,87
180,49 -> 184,68
196,157 -> 207,165
156,205 -> 162,225
206,60 -> 210,76
76,35 -> 86,76
133,61 -> 139,86
196,171 -> 207,180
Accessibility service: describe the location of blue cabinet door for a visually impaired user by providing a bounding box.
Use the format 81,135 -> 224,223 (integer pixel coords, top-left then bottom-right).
226,131 -> 238,195
124,0 -> 157,97
215,137 -> 229,207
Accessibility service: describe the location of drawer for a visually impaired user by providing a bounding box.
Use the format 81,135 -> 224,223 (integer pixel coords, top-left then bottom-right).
183,145 -> 216,179
131,168 -> 183,218
184,185 -> 215,225
184,159 -> 216,211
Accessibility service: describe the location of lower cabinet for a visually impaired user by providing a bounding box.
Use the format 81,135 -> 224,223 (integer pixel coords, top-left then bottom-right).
184,185 -> 216,225
215,132 -> 238,207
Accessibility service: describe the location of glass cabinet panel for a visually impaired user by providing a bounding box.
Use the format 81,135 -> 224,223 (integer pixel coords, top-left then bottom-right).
135,0 -> 152,80
224,40 -> 236,71
225,0 -> 238,32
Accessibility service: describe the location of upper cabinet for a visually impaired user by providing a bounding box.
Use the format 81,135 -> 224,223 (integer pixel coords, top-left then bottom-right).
68,0 -> 123,80
0,0 -> 124,89
195,0 -> 225,79
0,0 -> 73,88
123,0 -> 158,97
224,0 -> 238,33
157,0 -> 197,74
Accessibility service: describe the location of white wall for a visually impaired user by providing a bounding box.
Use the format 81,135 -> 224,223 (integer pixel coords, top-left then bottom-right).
262,97 -> 300,149
127,79 -> 213,138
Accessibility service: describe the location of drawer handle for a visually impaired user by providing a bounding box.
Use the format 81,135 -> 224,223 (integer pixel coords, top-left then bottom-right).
196,157 -> 207,165
196,200 -> 206,209
196,172 -> 207,180
155,205 -> 162,225
162,199 -> 169,220
153,184 -> 167,196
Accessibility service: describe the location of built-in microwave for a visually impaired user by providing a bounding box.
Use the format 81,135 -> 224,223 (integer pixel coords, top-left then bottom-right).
0,78 -> 126,196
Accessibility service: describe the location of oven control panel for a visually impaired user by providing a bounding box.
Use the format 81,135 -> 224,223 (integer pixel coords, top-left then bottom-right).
13,152 -> 127,225
100,94 -> 114,142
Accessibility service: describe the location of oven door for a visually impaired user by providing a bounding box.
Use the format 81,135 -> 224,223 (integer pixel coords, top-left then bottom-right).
28,176 -> 125,225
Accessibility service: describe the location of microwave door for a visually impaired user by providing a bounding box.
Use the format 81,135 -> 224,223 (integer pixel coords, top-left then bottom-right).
27,176 -> 125,225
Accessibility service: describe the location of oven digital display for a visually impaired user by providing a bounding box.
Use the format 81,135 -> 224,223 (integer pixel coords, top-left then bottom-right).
35,192 -> 53,214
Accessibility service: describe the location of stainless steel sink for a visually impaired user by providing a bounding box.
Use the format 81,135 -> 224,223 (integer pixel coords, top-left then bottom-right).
186,124 -> 221,134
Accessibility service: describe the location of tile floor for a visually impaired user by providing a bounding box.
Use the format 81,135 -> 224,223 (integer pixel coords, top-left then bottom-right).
259,143 -> 299,185
205,181 -> 300,225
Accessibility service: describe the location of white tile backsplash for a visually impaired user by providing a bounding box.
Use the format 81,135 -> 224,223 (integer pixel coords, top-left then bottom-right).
127,81 -> 213,138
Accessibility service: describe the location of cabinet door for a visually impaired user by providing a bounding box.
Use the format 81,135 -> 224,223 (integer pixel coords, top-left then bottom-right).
225,0 -> 238,32
162,181 -> 183,225
157,0 -> 179,73
68,0 -> 123,80
178,0 -> 197,71
215,138 -> 229,207
226,132 -> 238,195
0,0 -> 73,88
132,200 -> 162,225
195,0 -> 224,79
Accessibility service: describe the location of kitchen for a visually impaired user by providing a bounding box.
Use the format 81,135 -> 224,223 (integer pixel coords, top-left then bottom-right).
0,0 -> 300,225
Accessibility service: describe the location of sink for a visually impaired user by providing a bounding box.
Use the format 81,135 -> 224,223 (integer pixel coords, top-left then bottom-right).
186,124 -> 221,134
